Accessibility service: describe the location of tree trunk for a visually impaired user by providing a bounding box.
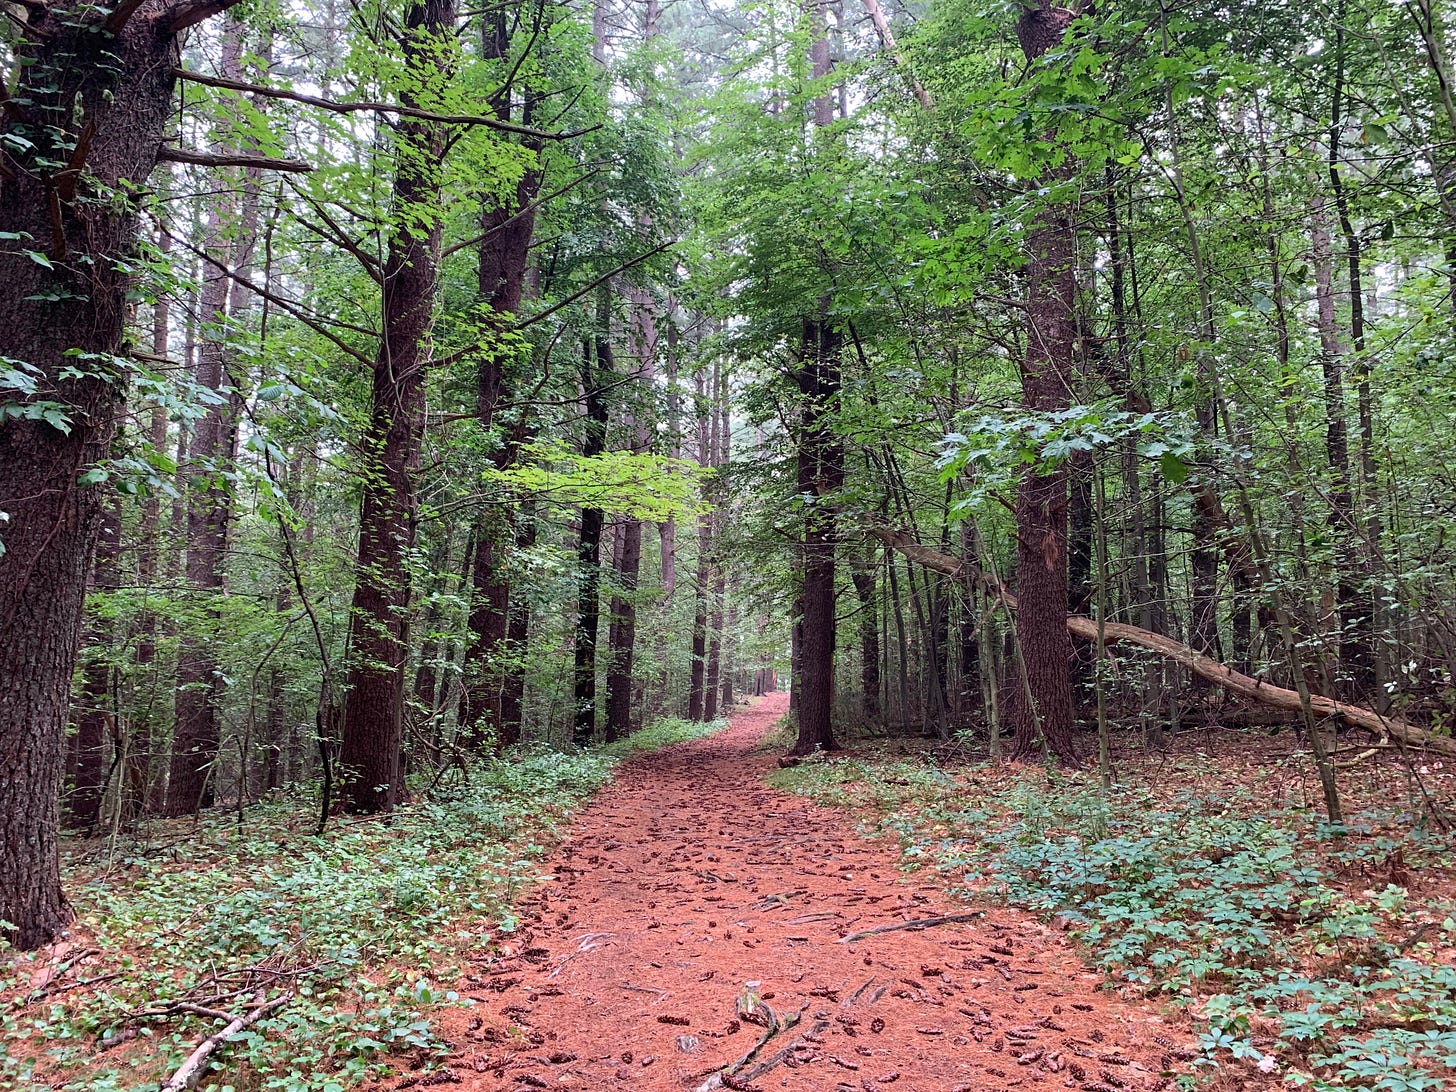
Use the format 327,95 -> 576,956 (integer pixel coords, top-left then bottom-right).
572,318 -> 611,745
1010,1 -> 1077,765
605,518 -> 643,740
791,316 -> 843,754
338,0 -> 456,813
167,23 -> 258,815
850,559 -> 881,721
500,509 -> 536,744
66,502 -> 121,832
1326,9 -> 1378,700
0,0 -> 197,950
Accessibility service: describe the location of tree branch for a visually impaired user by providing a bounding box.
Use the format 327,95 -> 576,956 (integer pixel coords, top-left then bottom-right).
174,69 -> 598,141
439,168 -> 601,260
158,994 -> 290,1092
158,147 -> 314,173
163,0 -> 248,34
164,230 -> 376,367
515,240 -> 676,331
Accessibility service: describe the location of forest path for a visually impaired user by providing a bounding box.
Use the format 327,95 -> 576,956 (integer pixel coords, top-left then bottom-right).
439,693 -> 1175,1092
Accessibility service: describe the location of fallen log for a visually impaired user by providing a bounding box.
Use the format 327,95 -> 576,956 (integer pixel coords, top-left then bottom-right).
868,527 -> 1456,758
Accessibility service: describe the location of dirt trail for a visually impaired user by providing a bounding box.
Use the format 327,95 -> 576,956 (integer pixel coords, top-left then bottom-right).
440,694 -> 1175,1092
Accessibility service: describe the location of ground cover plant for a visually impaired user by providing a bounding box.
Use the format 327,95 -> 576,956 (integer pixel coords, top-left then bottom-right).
770,732 -> 1456,1091
0,718 -> 724,1092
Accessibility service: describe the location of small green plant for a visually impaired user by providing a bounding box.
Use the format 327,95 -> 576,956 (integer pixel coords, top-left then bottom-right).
2,717 -> 726,1091
773,757 -> 1456,1090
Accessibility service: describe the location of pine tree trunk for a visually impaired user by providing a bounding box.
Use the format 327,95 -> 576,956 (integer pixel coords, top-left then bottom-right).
461,21 -> 542,744
167,23 -> 268,814
1011,1 -> 1077,765
605,519 -> 643,740
66,503 -> 121,832
790,317 -> 843,754
0,0 -> 195,949
850,561 -> 881,721
339,0 -> 456,813
572,321 -> 611,745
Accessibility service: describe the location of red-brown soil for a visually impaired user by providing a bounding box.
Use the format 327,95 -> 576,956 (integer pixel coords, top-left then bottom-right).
437,693 -> 1179,1092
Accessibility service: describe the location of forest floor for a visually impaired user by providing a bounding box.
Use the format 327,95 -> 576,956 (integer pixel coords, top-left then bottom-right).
436,691 -> 1179,1092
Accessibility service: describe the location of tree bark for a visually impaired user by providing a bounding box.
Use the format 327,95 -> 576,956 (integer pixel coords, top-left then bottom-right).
850,558 -> 881,721
605,518 -> 643,740
0,0 -> 199,950
572,318 -> 612,745
338,0 -> 456,813
791,316 -> 843,754
1010,0 -> 1077,765
66,501 -> 121,832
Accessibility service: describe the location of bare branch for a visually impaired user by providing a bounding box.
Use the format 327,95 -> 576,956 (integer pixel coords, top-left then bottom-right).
163,0 -> 248,34
516,240 -> 676,331
440,169 -> 601,260
174,68 -> 598,141
164,230 -> 376,367
158,147 -> 314,173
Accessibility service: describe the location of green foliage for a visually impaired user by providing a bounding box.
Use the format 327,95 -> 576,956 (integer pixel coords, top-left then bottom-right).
483,440 -> 708,522
773,758 -> 1456,1089
602,715 -> 727,757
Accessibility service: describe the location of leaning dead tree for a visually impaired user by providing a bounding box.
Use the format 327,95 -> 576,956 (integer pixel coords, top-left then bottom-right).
869,527 -> 1456,757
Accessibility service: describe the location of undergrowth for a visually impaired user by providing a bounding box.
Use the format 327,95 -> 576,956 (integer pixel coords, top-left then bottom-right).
770,756 -> 1456,1091
1,716 -> 725,1092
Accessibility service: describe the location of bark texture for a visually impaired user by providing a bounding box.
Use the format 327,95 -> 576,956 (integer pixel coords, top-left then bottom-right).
339,0 -> 456,813
791,317 -> 844,754
0,0 -> 191,950
1011,0 -> 1077,765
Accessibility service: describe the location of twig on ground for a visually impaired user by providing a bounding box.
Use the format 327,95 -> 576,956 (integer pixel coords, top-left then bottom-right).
694,1004 -> 803,1092
158,994 -> 291,1092
837,911 -> 985,943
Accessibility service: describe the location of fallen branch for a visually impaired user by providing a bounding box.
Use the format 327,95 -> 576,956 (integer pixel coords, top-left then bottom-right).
735,1013 -> 830,1087
158,994 -> 291,1092
868,526 -> 1456,757
838,911 -> 986,944
695,1007 -> 797,1091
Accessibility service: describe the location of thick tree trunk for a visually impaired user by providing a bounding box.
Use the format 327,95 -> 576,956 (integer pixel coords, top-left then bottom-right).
790,316 -> 843,754
1010,1 -> 1078,765
338,0 -> 456,813
0,0 -> 191,950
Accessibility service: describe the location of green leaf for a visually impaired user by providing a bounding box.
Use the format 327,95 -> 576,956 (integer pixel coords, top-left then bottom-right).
1160,451 -> 1189,484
